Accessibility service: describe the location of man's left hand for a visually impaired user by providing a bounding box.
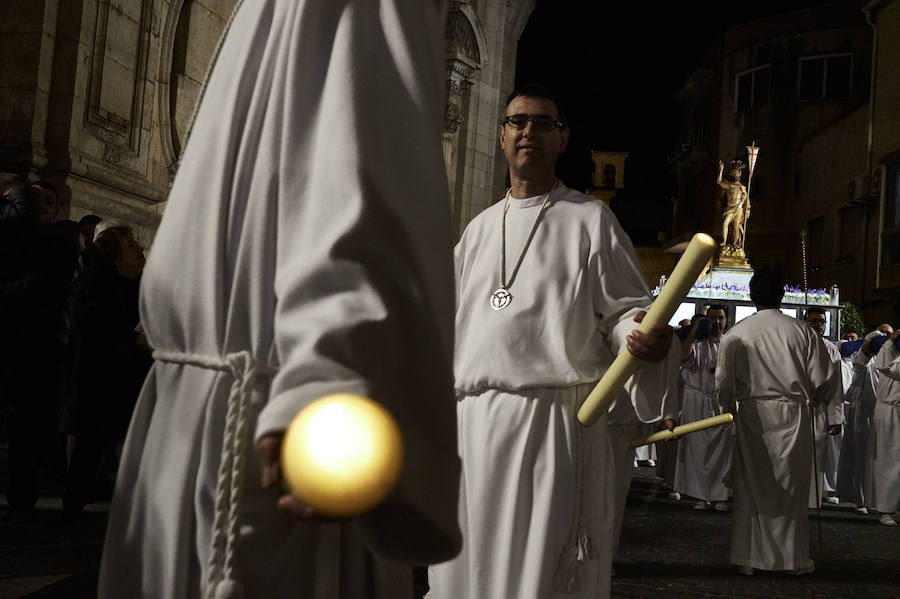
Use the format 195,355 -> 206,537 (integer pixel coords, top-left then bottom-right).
626,311 -> 674,363
659,418 -> 677,439
827,424 -> 842,436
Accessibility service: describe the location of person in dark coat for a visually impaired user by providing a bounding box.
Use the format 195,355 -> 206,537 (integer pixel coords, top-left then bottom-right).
63,223 -> 152,518
1,185 -> 79,520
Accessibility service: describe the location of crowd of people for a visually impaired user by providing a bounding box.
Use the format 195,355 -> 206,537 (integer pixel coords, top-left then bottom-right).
0,174 -> 152,524
661,300 -> 900,533
2,2 -> 899,597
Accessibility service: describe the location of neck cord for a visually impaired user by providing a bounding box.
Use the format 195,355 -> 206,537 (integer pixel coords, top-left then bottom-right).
499,182 -> 557,291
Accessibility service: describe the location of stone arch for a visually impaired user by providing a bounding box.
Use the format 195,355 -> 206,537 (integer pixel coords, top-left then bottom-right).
446,4 -> 488,73
157,0 -> 235,170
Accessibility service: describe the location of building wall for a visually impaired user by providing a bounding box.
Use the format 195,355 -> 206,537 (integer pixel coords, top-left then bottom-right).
669,3 -> 900,330
868,0 -> 900,323
448,1 -> 533,237
1,0 -> 532,246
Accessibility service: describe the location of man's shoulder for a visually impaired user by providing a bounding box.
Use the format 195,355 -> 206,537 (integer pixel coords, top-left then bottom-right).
549,184 -> 615,222
460,199 -> 503,234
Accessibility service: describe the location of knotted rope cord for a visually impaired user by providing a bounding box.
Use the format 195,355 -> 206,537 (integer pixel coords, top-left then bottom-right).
553,398 -> 595,592
152,349 -> 277,599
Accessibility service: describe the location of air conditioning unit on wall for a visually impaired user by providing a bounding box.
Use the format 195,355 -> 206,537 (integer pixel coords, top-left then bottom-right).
848,174 -> 871,203
870,166 -> 883,196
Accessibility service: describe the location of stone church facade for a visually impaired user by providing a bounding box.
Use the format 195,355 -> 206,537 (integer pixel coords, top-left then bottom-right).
0,0 -> 534,245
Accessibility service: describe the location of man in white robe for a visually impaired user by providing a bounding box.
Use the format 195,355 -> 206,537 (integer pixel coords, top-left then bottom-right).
99,2 -> 461,597
864,329 -> 900,526
674,305 -> 734,511
837,325 -> 893,513
804,306 -> 845,506
716,271 -> 838,576
427,84 -> 680,599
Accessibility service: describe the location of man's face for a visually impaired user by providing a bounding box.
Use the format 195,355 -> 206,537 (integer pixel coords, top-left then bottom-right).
499,95 -> 569,183
877,323 -> 894,335
707,309 -> 726,337
115,231 -> 146,277
30,185 -> 58,224
806,312 -> 827,336
843,332 -> 859,341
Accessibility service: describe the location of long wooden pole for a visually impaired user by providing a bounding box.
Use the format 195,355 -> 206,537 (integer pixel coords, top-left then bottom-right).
577,233 -> 717,426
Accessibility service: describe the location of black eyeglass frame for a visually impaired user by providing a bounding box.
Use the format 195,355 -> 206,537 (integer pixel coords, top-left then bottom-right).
501,115 -> 566,132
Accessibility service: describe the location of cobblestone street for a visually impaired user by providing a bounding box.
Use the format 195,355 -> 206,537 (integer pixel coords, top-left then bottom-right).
613,467 -> 900,598
2,464 -> 898,598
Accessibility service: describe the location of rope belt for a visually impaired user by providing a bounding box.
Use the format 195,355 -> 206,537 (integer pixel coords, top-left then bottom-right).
152,349 -> 278,599
682,381 -> 717,398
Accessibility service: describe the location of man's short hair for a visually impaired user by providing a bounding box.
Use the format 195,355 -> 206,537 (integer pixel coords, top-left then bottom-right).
79,214 -> 101,227
707,304 -> 728,315
30,180 -> 57,197
805,306 -> 826,317
749,270 -> 785,308
504,83 -> 567,127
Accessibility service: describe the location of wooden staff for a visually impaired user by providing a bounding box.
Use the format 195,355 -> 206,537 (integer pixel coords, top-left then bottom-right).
577,233 -> 717,426
628,413 -> 733,449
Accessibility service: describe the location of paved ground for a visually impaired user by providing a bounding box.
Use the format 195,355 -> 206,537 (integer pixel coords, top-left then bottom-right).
614,467 -> 900,598
2,462 -> 898,598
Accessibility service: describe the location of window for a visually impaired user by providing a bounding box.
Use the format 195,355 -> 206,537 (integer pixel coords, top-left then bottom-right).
798,54 -> 852,101
807,216 -> 825,288
735,65 -> 770,112
837,205 -> 863,261
880,162 -> 900,270
603,164 -> 616,187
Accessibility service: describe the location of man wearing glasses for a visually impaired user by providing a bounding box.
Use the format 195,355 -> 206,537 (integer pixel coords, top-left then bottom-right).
428,84 -> 679,599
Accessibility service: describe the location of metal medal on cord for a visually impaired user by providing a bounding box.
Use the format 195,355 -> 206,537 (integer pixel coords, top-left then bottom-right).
490,183 -> 556,310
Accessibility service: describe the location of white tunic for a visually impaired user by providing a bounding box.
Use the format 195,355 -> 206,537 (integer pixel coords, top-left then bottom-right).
99,2 -> 461,597
674,336 -> 733,502
428,184 -> 680,599
716,309 -> 837,572
864,341 -> 900,513
811,338 -> 845,502
836,348 -> 880,506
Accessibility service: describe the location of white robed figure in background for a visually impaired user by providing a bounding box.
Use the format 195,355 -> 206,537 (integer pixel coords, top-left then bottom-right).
716,271 -> 838,576
804,307 -> 845,506
674,305 -> 734,511
836,325 -> 893,512
427,85 -> 679,599
99,1 -> 462,597
863,329 -> 900,526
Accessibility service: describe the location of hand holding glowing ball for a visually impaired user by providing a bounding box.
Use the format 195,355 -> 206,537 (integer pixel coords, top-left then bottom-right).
280,393 -> 404,518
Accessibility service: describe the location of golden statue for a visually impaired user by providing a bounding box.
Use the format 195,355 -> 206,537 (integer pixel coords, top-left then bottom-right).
717,159 -> 750,249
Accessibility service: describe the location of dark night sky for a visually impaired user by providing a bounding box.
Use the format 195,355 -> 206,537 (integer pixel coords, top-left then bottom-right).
514,0 -> 834,198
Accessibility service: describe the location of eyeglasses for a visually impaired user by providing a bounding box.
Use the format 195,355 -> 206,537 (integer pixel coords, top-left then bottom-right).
502,115 -> 565,132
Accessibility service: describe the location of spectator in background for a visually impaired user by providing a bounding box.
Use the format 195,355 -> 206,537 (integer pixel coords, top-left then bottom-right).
28,181 -> 59,226
78,215 -> 101,249
1,185 -> 79,521
63,223 -> 151,520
